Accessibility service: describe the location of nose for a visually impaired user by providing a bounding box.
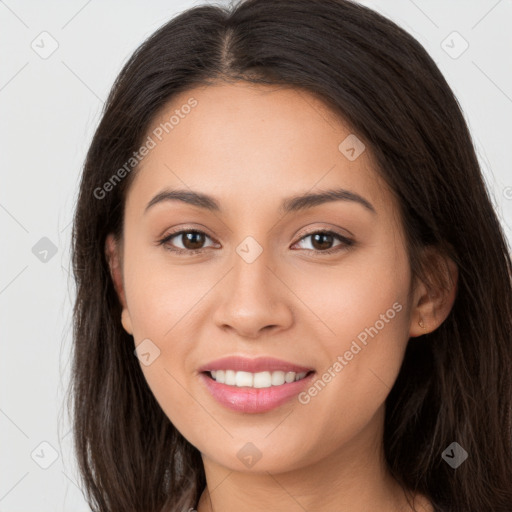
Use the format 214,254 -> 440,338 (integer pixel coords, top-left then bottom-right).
211,250 -> 294,339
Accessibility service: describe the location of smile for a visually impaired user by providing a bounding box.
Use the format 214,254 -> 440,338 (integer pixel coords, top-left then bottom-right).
199,370 -> 316,414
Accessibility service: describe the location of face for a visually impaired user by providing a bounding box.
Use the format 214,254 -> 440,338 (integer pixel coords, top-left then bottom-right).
108,82 -> 420,474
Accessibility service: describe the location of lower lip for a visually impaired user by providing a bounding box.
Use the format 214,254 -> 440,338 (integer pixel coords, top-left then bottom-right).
199,371 -> 316,413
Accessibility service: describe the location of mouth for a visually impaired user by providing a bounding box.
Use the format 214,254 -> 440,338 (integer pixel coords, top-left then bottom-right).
198,369 -> 316,414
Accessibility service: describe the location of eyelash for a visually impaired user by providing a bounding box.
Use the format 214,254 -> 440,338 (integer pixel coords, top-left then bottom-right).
157,228 -> 355,256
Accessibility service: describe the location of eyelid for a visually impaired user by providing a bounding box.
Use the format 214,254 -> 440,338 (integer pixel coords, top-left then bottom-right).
293,224 -> 354,242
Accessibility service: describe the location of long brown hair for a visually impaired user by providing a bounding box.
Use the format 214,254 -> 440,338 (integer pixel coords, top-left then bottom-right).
68,0 -> 512,510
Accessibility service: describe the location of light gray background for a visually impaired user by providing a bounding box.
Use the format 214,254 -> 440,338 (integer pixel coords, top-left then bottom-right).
1,0 -> 511,510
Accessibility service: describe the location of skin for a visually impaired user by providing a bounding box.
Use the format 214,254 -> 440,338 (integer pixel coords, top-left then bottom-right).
106,82 -> 457,512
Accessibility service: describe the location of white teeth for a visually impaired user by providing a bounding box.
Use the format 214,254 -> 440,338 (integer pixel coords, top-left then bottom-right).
235,371 -> 253,387
209,370 -> 309,387
271,371 -> 285,386
253,371 -> 272,388
225,370 -> 236,385
285,371 -> 296,383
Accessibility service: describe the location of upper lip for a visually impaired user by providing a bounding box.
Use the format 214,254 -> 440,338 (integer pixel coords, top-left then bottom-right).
198,356 -> 315,374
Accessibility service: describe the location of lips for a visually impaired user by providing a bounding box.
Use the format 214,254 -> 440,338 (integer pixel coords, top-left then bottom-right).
197,355 -> 315,374
198,371 -> 316,413
196,355 -> 316,413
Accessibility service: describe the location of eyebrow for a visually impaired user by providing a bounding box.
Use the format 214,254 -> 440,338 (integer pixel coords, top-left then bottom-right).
144,187 -> 376,215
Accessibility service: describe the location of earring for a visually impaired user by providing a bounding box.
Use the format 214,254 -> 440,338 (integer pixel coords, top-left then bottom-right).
121,309 -> 133,335
418,319 -> 426,329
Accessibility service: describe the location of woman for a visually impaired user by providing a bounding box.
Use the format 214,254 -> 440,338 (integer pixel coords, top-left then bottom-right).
68,0 -> 512,511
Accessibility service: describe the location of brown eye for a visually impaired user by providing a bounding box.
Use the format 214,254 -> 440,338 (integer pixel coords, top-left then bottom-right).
159,230 -> 217,254
310,232 -> 335,250
179,231 -> 206,250
293,230 -> 354,255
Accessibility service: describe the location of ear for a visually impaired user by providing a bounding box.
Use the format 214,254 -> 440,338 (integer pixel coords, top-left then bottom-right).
409,246 -> 458,338
105,233 -> 133,335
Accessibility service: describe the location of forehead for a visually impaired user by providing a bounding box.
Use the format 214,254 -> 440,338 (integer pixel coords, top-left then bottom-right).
126,81 -> 395,219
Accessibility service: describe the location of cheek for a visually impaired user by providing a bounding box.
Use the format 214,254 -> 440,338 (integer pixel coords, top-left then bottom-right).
301,274 -> 409,392
122,245 -> 224,435
287,235 -> 410,353
123,243 -> 213,339
291,249 -> 411,443
300,312 -> 409,456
